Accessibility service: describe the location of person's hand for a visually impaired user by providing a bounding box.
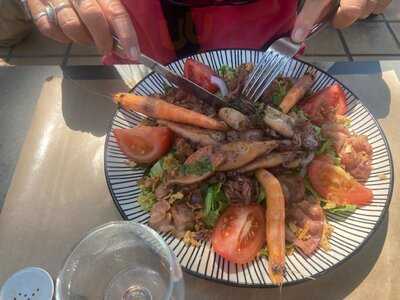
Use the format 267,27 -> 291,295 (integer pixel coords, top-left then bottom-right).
292,0 -> 392,43
27,0 -> 139,60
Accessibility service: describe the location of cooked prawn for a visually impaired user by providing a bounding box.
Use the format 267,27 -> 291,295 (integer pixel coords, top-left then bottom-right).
279,73 -> 314,113
113,93 -> 227,131
255,169 -> 285,285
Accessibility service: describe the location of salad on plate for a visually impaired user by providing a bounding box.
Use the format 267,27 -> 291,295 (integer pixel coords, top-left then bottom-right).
112,59 -> 373,285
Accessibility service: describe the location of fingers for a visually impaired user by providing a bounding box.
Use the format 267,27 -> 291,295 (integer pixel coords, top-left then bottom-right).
50,0 -> 92,43
332,0 -> 368,29
293,0 -> 388,41
28,0 -> 70,43
373,0 -> 391,14
292,0 -> 331,43
360,0 -> 377,19
97,0 -> 139,61
71,0 -> 113,54
29,0 -> 138,57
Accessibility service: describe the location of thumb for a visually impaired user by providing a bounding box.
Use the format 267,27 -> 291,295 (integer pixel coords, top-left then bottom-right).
291,0 -> 332,43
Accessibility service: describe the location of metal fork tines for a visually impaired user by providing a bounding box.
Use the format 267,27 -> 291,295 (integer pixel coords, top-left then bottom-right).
241,37 -> 300,103
241,1 -> 340,104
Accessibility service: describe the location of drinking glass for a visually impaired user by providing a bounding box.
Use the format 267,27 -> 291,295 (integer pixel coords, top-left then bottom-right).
55,221 -> 184,300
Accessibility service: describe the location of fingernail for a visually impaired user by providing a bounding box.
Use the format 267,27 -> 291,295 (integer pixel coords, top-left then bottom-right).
295,44 -> 306,58
292,28 -> 307,43
128,47 -> 139,61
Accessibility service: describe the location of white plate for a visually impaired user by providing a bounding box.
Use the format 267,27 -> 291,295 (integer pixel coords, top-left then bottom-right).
104,49 -> 394,287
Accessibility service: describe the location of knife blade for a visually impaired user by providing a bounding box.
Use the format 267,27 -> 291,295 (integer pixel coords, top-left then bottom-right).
111,36 -> 254,112
137,54 -> 231,108
111,34 -> 233,109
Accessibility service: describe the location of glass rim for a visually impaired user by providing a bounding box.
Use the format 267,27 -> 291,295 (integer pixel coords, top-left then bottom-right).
55,221 -> 181,300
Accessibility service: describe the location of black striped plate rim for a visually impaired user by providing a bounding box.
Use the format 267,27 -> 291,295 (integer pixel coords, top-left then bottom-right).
104,49 -> 394,287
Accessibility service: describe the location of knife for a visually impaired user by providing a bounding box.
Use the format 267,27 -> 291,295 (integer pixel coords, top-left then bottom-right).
138,54 -> 232,108
112,35 -> 234,109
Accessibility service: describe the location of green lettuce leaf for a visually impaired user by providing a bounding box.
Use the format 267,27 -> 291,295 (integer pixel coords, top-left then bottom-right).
256,188 -> 265,204
219,65 -> 236,81
312,124 -> 322,139
296,108 -> 309,120
149,153 -> 180,178
203,211 -> 220,229
180,157 -> 213,176
258,247 -> 268,257
316,139 -> 332,155
291,105 -> 300,113
141,153 -> 181,211
149,160 -> 163,178
271,78 -> 292,106
304,177 -> 322,199
305,176 -> 357,214
323,203 -> 357,213
203,183 -> 229,228
138,189 -> 157,212
315,138 -> 341,166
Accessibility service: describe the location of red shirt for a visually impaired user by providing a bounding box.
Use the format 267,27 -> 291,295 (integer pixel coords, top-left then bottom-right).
105,0 -> 297,64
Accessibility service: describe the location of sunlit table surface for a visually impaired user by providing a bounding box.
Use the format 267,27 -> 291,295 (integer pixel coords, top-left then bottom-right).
0,61 -> 399,299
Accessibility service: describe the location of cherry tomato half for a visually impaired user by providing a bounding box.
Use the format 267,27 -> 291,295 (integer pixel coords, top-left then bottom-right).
184,58 -> 218,93
212,204 -> 265,264
301,84 -> 347,125
308,155 -> 373,206
114,126 -> 173,164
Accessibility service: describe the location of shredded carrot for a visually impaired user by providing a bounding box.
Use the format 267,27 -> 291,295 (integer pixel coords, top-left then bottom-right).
183,231 -> 200,247
378,173 -> 388,180
296,222 -> 311,241
320,221 -> 333,251
288,222 -> 298,233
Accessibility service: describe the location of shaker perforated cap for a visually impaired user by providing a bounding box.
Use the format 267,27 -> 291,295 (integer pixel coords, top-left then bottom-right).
0,267 -> 54,300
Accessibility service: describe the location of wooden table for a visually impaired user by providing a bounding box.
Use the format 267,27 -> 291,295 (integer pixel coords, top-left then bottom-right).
0,63 -> 399,299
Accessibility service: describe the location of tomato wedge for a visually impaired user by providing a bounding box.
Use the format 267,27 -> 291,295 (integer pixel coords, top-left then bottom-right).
308,155 -> 373,206
301,84 -> 347,125
184,58 -> 218,93
211,204 -> 265,264
114,126 -> 173,164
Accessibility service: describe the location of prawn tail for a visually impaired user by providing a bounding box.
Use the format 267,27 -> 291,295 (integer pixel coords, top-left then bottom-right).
269,262 -> 285,286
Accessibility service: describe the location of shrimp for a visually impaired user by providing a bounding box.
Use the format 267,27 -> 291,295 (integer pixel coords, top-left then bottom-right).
279,73 -> 314,113
255,169 -> 285,286
113,93 -> 228,131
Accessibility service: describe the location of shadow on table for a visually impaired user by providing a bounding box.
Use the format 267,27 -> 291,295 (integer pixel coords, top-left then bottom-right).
329,61 -> 391,120
60,67 -> 128,137
185,213 -> 389,300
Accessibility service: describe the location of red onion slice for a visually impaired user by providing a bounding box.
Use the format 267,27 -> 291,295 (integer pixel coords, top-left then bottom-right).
210,75 -> 228,97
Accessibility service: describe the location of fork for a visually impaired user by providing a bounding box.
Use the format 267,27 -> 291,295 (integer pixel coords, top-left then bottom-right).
241,0 -> 340,104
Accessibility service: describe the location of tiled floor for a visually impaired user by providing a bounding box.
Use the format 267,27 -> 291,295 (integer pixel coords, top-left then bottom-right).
1,3 -> 400,65
341,22 -> 399,55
